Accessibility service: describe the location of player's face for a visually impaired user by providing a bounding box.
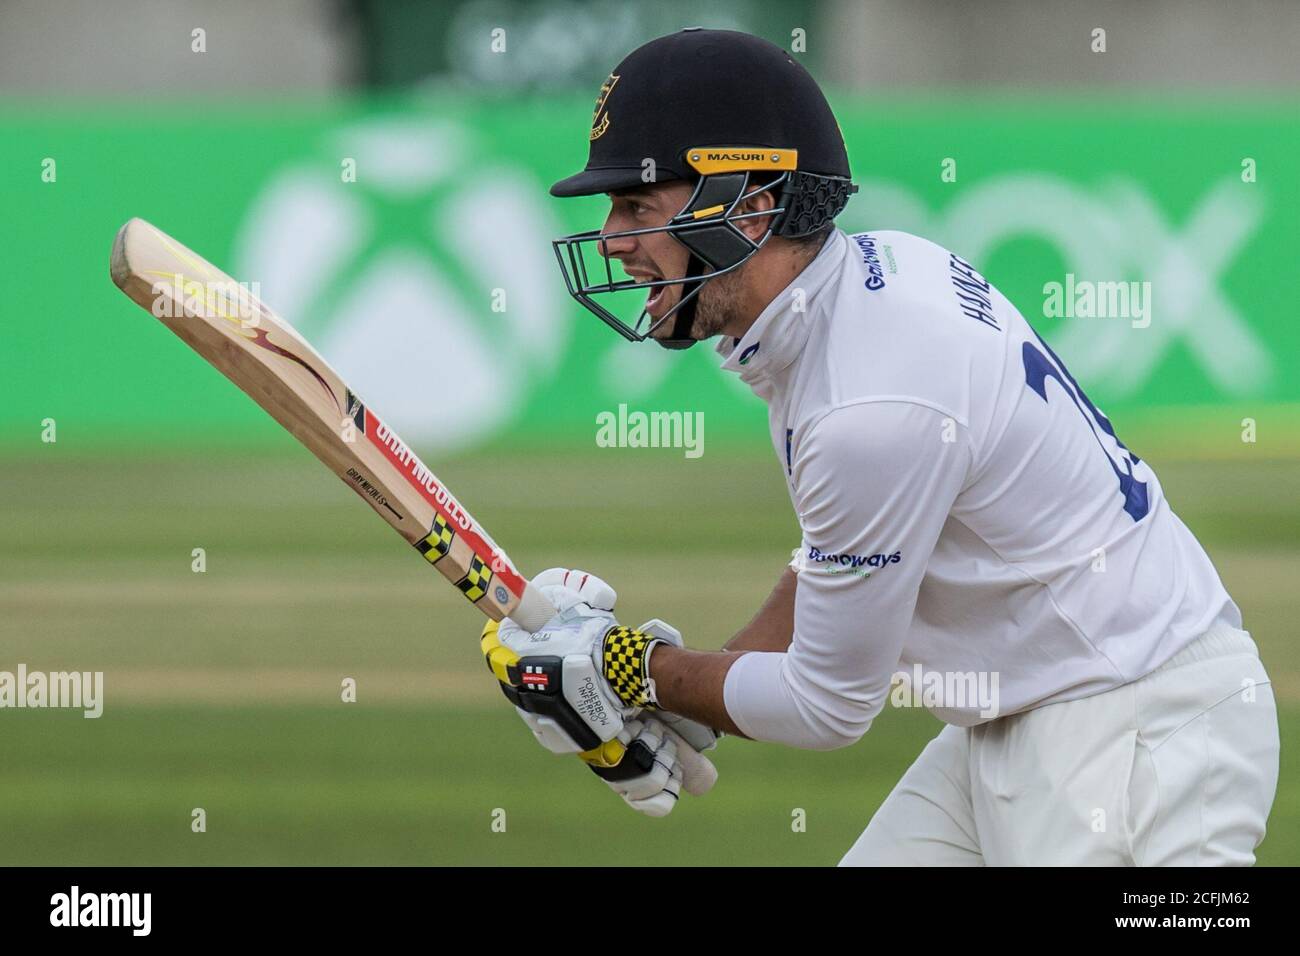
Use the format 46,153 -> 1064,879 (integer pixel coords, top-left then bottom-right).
600,182 -> 695,331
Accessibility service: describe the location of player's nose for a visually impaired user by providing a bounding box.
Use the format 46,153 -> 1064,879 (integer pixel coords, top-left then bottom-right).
597,229 -> 636,259
597,208 -> 638,258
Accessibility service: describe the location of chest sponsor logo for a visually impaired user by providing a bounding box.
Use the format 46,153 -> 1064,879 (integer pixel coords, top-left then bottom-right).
853,233 -> 887,290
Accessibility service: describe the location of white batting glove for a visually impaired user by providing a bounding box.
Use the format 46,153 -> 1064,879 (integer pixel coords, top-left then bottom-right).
482,567 -> 720,813
527,569 -> 720,800
490,569 -> 632,754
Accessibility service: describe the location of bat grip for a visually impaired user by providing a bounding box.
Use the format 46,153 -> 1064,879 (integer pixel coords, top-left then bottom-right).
511,581 -> 559,633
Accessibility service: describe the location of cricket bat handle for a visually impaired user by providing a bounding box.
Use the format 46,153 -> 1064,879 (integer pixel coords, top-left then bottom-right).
510,580 -> 559,633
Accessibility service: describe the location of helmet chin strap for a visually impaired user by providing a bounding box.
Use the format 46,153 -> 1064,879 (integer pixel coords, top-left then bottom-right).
652,255 -> 705,350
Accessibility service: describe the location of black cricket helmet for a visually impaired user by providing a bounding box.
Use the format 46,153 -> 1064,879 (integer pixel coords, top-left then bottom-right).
550,28 -> 857,348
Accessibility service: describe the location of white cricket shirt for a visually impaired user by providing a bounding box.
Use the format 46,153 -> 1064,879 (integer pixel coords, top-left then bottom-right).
717,228 -> 1239,749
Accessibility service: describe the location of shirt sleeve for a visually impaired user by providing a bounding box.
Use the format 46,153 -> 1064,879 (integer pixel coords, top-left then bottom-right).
723,399 -> 971,749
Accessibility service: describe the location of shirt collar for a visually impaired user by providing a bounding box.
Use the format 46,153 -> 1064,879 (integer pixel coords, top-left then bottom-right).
716,229 -> 849,387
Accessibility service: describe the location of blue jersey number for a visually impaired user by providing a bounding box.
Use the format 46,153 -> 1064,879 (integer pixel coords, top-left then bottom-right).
1022,333 -> 1149,522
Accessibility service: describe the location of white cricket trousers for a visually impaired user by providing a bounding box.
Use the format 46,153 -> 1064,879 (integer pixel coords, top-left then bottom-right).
840,621 -> 1280,865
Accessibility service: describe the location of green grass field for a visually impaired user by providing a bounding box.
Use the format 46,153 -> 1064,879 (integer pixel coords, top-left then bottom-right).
1,448 -> 1296,865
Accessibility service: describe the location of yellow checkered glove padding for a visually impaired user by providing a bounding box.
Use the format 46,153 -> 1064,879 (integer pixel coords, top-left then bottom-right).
601,625 -> 662,709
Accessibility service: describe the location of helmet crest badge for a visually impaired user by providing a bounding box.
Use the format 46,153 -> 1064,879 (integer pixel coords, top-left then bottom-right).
589,73 -> 620,141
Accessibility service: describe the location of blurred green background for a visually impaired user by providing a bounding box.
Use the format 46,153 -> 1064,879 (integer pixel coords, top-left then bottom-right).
1,0 -> 1297,865
2,99 -> 1298,451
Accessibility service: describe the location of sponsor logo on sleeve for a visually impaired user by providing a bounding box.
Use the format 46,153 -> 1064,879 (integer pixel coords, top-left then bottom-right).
792,546 -> 902,577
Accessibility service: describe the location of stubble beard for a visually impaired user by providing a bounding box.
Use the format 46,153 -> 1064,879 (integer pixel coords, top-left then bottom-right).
684,260 -> 750,341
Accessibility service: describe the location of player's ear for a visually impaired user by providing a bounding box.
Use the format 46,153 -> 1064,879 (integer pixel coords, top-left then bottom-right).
734,186 -> 777,241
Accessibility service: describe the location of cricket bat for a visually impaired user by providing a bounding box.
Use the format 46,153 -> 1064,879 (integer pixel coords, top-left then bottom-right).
109,217 -> 557,632
110,218 -> 718,796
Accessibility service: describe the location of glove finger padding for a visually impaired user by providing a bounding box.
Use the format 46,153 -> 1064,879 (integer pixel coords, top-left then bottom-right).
586,718 -> 684,816
625,763 -> 684,818
615,721 -> 677,801
531,567 -> 617,611
645,705 -> 720,797
660,723 -> 719,797
653,710 -> 719,754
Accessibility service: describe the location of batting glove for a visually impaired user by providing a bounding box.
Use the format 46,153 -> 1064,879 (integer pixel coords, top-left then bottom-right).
481,568 -> 719,814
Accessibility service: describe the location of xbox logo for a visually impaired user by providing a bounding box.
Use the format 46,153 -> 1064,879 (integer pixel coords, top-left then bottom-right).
233,117 -> 568,450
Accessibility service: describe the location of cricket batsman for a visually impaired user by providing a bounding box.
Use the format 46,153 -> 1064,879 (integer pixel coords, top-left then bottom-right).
479,29 -> 1280,865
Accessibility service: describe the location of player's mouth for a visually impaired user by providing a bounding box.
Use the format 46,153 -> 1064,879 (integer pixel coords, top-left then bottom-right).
629,271 -> 676,319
